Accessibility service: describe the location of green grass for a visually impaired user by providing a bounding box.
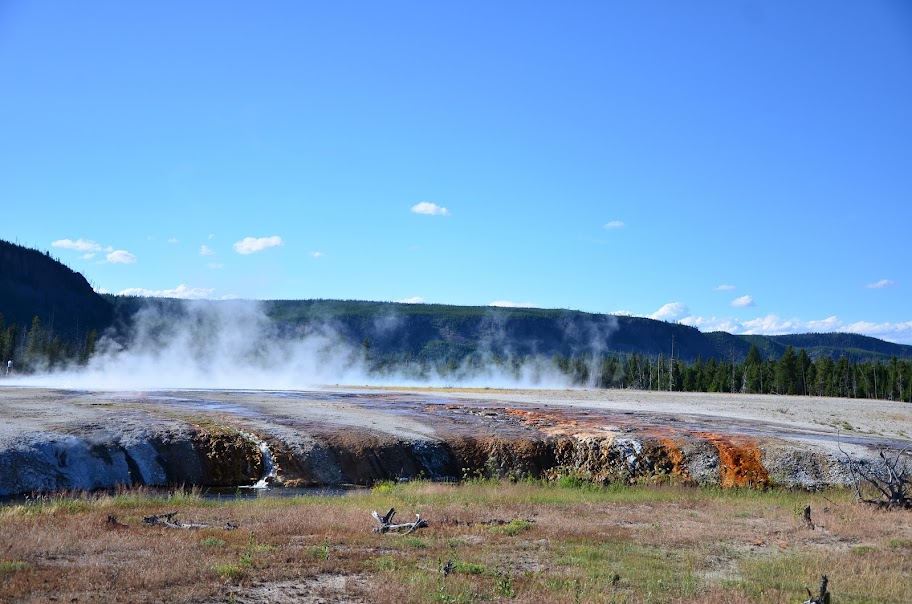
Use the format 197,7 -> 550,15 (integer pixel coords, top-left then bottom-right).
0,560 -> 30,572
1,480 -> 904,603
489,518 -> 534,536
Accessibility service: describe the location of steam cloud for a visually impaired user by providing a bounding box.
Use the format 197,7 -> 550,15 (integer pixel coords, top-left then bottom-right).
11,300 -> 615,391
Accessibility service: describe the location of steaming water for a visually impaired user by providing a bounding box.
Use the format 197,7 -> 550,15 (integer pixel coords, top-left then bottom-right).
3,298 -> 583,391
238,432 -> 277,490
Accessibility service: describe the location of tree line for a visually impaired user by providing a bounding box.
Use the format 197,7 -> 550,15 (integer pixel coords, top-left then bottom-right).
0,313 -> 97,374
555,344 -> 912,401
4,307 -> 911,403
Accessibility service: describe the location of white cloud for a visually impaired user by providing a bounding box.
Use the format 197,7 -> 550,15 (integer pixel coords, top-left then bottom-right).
52,238 -> 102,253
739,314 -> 802,335
233,235 -> 284,254
207,263 -> 224,270
411,202 -> 450,216
845,320 -> 912,340
713,284 -> 736,291
649,302 -> 689,322
105,250 -> 137,264
94,287 -> 110,295
489,300 -> 538,308
679,315 -> 741,333
311,251 -> 324,258
200,245 -> 215,256
81,253 -> 96,260
398,296 -> 426,304
864,279 -> 894,289
167,238 -> 179,244
117,284 -> 214,299
805,316 -> 841,331
603,220 -> 625,230
731,295 -> 754,308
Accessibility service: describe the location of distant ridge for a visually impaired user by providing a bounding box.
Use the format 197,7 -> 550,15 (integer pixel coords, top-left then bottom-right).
0,240 -> 113,338
2,237 -> 911,366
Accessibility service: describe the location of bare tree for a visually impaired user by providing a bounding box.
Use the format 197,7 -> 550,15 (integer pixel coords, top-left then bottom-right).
840,442 -> 912,509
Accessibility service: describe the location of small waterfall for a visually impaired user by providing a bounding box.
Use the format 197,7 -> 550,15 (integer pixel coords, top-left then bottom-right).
238,432 -> 277,489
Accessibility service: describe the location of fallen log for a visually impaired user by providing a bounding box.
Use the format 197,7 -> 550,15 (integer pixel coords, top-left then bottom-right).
371,507 -> 428,535
142,511 -> 210,530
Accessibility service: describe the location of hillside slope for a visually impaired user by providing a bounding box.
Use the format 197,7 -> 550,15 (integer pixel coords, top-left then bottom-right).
0,240 -> 112,338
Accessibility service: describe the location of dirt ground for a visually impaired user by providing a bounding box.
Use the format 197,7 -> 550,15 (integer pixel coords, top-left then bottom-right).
2,386 -> 910,444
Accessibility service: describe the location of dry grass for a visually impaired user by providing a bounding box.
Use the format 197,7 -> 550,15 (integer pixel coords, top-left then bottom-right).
1,482 -> 910,603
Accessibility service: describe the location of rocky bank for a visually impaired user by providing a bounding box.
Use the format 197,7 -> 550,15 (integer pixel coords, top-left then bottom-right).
0,387 -> 909,497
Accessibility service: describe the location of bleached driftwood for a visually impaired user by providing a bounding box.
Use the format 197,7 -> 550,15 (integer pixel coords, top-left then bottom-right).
803,575 -> 830,604
839,439 -> 912,509
371,507 -> 428,535
142,511 -> 210,530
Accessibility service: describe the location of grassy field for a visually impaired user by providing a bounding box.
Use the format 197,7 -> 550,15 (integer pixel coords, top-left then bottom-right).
1,480 -> 910,603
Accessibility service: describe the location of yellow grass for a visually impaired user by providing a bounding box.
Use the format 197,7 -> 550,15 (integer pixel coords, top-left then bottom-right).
1,482 -> 910,603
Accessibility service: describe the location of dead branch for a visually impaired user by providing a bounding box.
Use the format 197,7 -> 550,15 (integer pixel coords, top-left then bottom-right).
803,574 -> 830,604
802,506 -> 815,530
371,507 -> 429,535
105,515 -> 129,529
142,511 -> 211,529
837,434 -> 911,510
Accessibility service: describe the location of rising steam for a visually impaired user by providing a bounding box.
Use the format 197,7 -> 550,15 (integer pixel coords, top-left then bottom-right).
10,299 -> 598,390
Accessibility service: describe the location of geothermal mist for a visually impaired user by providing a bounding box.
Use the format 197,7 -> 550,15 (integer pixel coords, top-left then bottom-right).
13,299 -> 581,390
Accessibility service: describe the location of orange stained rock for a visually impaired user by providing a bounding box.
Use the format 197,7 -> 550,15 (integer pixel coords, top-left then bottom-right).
659,437 -> 690,478
697,432 -> 770,489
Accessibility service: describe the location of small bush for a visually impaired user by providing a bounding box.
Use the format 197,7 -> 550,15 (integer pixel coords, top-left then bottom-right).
0,560 -> 30,572
490,519 -> 533,536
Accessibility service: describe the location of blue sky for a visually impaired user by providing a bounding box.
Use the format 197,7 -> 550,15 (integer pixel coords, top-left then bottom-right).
1,2 -> 911,342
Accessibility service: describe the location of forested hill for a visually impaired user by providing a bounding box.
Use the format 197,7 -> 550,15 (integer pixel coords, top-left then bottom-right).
260,300 -> 912,363
2,238 -> 911,370
0,240 -> 112,337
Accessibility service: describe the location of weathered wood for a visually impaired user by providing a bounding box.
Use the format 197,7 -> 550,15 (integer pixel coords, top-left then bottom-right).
802,505 -> 815,530
371,507 -> 428,535
840,439 -> 912,510
803,575 -> 830,604
142,511 -> 210,529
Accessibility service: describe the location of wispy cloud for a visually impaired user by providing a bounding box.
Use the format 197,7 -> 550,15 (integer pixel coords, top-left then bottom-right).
105,250 -> 137,264
207,263 -> 224,270
167,238 -> 179,244
234,235 -> 284,254
864,279 -> 895,289
489,300 -> 537,308
713,284 -> 736,291
117,284 -> 214,299
411,202 -> 450,216
52,238 -> 102,253
677,311 -> 912,344
603,220 -> 625,230
311,251 -> 324,259
678,315 -> 742,333
54,238 -> 136,264
200,245 -> 215,256
649,302 -> 689,322
739,314 -> 801,334
731,295 -> 754,308
398,296 -> 426,304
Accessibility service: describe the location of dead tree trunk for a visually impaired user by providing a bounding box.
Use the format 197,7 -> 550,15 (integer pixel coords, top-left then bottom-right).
803,575 -> 830,604
371,508 -> 428,535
